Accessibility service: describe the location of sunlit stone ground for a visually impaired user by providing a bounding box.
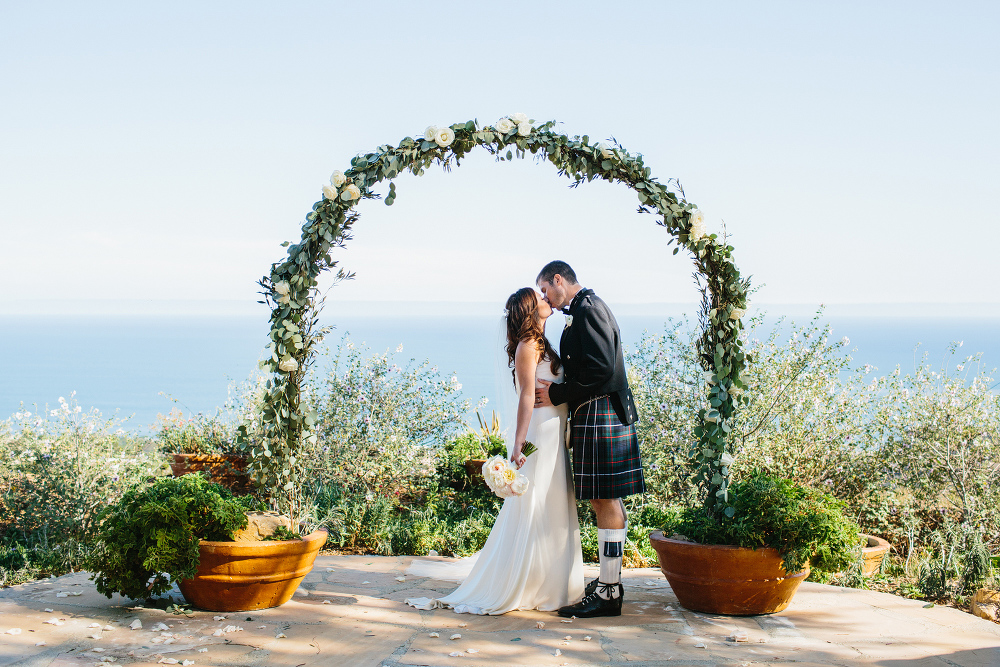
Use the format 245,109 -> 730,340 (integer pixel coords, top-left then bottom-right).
1,555 -> 998,666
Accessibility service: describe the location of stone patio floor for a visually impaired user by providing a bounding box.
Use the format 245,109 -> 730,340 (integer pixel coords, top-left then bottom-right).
1,555 -> 999,666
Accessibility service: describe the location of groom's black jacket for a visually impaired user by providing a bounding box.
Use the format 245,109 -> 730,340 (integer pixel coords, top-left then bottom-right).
548,288 -> 637,426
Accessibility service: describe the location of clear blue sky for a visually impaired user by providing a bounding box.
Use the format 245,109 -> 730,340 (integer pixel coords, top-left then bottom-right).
2,1 -> 997,313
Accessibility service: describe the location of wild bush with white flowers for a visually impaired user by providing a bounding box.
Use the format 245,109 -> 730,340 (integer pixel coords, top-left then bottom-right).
301,335 -> 468,498
629,312 -> 1000,594
0,395 -> 164,584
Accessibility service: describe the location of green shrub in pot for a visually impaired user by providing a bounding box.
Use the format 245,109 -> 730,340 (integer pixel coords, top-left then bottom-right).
88,473 -> 264,600
662,470 -> 862,574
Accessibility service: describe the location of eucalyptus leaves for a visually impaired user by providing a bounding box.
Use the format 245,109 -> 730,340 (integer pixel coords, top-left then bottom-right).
242,115 -> 749,519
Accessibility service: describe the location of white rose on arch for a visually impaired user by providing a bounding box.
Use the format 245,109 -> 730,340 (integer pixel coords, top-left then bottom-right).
517,121 -> 532,137
322,184 -> 338,201
688,209 -> 707,240
511,112 -> 529,124
424,125 -> 438,141
341,184 -> 361,201
330,170 -> 346,187
597,141 -> 614,159
435,127 -> 456,148
730,307 -> 746,320
278,357 -> 299,373
494,117 -> 514,134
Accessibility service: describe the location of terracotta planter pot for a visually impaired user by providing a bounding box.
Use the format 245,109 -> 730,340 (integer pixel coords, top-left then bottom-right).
177,528 -> 328,611
649,530 -> 809,616
170,453 -> 252,494
860,534 -> 891,576
463,458 -> 487,485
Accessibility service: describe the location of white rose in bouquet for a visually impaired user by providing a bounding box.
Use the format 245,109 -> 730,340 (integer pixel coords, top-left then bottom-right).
511,112 -> 528,124
510,475 -> 529,496
278,357 -> 299,373
597,141 -> 614,159
322,184 -> 338,201
435,127 -> 456,148
494,117 -> 514,134
330,170 -> 346,187
483,456 -> 508,491
517,121 -> 532,137
688,209 -> 707,240
730,307 -> 746,320
424,125 -> 438,141
341,184 -> 361,201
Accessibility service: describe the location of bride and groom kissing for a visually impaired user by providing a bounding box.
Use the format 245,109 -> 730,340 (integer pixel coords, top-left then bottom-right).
406,260 -> 646,618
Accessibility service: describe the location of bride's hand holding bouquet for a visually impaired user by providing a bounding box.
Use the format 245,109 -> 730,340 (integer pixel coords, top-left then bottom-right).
510,440 -> 537,469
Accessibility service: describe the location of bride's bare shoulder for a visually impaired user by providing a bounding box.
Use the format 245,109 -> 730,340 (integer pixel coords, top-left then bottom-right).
514,338 -> 542,364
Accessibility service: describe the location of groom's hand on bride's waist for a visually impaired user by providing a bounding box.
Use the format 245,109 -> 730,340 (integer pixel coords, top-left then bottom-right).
534,379 -> 553,408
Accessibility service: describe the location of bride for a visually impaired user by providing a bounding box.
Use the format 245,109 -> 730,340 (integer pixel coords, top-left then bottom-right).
405,287 -> 584,614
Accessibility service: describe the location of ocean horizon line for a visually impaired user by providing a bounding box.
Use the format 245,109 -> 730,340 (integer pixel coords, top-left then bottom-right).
2,299 -> 1000,319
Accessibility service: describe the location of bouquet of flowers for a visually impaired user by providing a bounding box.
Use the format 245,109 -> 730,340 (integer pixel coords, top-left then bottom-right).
482,442 -> 537,498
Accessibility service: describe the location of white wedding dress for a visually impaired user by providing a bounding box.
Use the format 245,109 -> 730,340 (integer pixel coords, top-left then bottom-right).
405,360 -> 584,614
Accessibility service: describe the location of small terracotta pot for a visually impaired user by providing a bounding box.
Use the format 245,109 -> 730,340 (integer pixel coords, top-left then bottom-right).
860,534 -> 891,576
170,453 -> 252,494
177,528 -> 328,611
649,530 -> 809,616
463,458 -> 487,485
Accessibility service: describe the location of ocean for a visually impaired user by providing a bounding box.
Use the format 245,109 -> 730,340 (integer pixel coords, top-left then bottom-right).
2,309 -> 998,433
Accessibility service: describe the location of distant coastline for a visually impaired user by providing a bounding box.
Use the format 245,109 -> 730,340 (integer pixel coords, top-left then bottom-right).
2,299 -> 1000,319
2,307 -> 998,434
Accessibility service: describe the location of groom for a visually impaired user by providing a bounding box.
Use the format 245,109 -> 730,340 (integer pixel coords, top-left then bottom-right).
534,261 -> 646,618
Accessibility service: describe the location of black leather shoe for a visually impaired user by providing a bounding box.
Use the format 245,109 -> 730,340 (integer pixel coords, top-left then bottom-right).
558,582 -> 623,618
584,577 -> 600,596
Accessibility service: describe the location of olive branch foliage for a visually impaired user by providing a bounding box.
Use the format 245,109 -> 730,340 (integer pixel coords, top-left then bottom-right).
237,118 -> 750,520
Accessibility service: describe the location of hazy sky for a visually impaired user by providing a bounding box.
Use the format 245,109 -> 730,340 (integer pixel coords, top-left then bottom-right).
2,1 -> 997,313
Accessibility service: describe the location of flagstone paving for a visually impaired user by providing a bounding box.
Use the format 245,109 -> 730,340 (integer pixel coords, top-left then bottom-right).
1,555 -> 998,666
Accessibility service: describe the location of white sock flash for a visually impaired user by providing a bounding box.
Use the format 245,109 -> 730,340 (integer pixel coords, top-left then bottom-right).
597,528 -> 626,598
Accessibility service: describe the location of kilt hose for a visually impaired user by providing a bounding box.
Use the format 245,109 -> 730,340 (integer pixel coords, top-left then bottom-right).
570,396 -> 646,500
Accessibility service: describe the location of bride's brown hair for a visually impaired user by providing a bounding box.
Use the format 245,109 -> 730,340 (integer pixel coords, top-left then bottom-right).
505,287 -> 561,385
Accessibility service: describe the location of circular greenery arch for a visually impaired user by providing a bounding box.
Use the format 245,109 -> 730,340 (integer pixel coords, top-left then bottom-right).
238,117 -> 750,518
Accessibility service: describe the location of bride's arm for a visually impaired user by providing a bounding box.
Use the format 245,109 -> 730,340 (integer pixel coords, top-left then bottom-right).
511,339 -> 538,469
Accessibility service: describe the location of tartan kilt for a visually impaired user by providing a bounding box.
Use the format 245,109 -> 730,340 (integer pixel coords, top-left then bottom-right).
569,396 -> 646,500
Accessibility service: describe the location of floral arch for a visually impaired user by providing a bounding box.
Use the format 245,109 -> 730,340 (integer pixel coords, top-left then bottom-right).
238,116 -> 750,518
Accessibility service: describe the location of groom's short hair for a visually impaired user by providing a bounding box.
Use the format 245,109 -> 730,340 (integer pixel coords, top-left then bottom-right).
537,261 -> 578,285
